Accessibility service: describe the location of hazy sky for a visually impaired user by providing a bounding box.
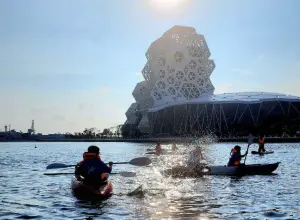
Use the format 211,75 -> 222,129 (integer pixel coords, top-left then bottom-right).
1,0 -> 300,133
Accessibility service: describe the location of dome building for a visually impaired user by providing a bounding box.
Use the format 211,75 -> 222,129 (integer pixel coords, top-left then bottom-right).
122,25 -> 300,137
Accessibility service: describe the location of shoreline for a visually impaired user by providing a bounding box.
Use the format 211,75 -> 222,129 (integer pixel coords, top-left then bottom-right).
1,137 -> 300,143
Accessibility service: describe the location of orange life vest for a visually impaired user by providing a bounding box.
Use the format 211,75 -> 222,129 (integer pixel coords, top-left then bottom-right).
230,148 -> 237,154
230,148 -> 241,166
82,152 -> 101,161
234,159 -> 241,166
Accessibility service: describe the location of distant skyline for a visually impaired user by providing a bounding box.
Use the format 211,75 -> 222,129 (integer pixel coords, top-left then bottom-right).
1,0 -> 300,133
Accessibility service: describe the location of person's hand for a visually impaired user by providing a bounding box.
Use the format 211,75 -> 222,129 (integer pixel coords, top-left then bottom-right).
108,161 -> 113,166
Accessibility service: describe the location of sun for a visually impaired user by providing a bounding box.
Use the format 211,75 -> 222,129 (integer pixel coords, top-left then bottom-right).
150,0 -> 187,11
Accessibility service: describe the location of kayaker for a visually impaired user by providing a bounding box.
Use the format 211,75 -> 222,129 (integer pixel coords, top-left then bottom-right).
187,146 -> 203,169
75,145 -> 113,186
171,143 -> 178,152
227,145 -> 248,166
155,142 -> 163,155
258,135 -> 266,153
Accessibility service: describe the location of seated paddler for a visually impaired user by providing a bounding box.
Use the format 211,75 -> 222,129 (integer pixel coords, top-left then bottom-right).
155,142 -> 163,155
171,143 -> 178,152
187,146 -> 203,169
227,145 -> 248,167
75,145 -> 113,186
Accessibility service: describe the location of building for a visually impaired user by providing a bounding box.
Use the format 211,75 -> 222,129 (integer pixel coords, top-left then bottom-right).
122,25 -> 300,137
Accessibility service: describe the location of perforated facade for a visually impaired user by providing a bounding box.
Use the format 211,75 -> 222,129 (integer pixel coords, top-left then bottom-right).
122,26 -> 300,137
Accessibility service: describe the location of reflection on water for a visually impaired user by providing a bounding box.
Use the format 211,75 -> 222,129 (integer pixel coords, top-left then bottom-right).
0,141 -> 299,219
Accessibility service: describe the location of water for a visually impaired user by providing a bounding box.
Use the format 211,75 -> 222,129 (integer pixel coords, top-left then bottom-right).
0,141 -> 299,219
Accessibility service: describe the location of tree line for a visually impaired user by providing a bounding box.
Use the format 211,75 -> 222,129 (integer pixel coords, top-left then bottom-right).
66,127 -> 121,139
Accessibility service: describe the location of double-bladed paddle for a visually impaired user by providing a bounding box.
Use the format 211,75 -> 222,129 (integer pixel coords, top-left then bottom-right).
46,157 -> 152,169
243,134 -> 254,164
43,171 -> 137,177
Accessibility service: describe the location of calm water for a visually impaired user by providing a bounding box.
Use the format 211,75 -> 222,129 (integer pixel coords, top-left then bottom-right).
0,141 -> 299,219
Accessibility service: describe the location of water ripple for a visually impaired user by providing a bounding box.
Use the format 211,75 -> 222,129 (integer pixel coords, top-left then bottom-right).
0,142 -> 300,219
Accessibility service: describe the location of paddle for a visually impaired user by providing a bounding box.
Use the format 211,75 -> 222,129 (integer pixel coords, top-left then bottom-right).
243,134 -> 254,164
46,157 -> 152,169
43,171 -> 137,177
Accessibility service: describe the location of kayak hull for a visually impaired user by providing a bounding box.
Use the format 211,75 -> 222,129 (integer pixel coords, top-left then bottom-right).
163,162 -> 280,177
71,177 -> 113,200
251,151 -> 274,155
206,162 -> 280,176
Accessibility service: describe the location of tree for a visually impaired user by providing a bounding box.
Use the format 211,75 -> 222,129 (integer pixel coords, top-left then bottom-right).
102,128 -> 110,136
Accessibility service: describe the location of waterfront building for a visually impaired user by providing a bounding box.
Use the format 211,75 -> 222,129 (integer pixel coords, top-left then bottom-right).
123,26 -> 300,137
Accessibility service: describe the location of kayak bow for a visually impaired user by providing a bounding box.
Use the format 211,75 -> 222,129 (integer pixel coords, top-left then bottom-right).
71,177 -> 113,200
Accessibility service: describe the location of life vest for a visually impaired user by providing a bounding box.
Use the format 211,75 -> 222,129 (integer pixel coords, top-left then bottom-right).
230,148 -> 237,154
229,149 -> 241,166
82,152 -> 101,161
234,158 -> 241,166
259,138 -> 265,145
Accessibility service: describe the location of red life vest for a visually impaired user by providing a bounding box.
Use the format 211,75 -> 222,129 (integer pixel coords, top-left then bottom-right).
259,138 -> 265,144
82,152 -> 101,161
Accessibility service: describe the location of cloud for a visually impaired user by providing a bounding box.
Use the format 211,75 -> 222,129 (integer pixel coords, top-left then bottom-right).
232,68 -> 252,75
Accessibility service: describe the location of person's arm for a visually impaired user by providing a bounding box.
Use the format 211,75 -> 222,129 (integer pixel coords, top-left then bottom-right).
241,151 -> 248,157
99,161 -> 112,173
108,162 -> 113,171
75,162 -> 83,180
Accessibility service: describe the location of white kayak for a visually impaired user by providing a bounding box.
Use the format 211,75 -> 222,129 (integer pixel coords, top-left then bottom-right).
163,162 -> 280,177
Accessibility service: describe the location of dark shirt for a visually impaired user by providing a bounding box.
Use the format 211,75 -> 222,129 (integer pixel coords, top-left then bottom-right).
75,159 -> 111,184
227,152 -> 242,166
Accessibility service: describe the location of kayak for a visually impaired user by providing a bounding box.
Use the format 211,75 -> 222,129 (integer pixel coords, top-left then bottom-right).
163,162 -> 280,177
251,151 -> 274,155
71,177 -> 113,200
205,162 -> 280,175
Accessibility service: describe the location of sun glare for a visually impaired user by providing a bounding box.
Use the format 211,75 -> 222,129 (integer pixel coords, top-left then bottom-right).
150,0 -> 187,11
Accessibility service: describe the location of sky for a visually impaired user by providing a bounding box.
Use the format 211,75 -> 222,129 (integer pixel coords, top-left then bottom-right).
1,0 -> 300,134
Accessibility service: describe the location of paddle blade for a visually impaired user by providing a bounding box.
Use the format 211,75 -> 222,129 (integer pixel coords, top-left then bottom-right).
129,157 -> 152,166
118,171 -> 136,177
46,163 -> 75,169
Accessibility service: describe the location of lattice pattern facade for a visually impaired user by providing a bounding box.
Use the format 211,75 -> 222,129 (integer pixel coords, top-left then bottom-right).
122,26 -> 300,137
123,25 -> 215,134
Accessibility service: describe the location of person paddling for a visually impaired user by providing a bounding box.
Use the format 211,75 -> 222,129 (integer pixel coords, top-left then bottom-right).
155,142 -> 163,155
187,146 -> 203,169
75,145 -> 113,186
258,135 -> 266,153
227,145 -> 248,167
171,143 -> 178,152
